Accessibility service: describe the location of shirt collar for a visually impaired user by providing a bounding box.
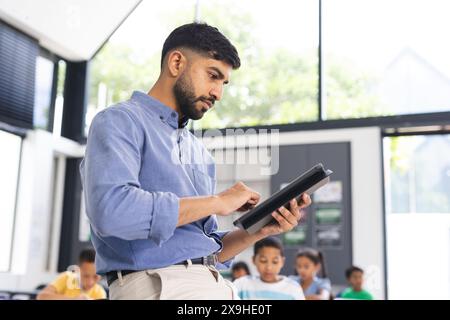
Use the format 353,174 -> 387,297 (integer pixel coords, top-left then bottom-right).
130,91 -> 189,129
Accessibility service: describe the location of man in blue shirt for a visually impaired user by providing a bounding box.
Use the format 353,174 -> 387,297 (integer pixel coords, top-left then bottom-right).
80,22 -> 311,299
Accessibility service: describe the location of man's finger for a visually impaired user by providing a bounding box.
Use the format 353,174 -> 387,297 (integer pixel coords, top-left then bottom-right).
272,211 -> 290,229
289,199 -> 301,221
299,194 -> 311,208
249,191 -> 261,203
276,206 -> 298,227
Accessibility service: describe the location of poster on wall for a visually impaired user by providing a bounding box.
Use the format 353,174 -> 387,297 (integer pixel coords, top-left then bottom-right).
315,207 -> 342,225
313,180 -> 342,203
282,225 -> 307,246
315,226 -> 341,248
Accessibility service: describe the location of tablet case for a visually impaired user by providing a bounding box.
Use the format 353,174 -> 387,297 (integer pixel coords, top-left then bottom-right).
233,163 -> 333,234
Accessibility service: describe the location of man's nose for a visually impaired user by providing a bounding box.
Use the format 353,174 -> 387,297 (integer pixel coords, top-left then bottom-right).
210,84 -> 223,102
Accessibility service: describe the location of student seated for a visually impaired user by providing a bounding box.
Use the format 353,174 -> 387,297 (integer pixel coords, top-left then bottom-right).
233,237 -> 304,300
37,249 -> 106,300
340,266 -> 373,300
289,248 -> 332,300
231,261 -> 251,281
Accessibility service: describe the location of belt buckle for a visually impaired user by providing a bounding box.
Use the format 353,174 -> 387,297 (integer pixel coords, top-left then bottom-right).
203,254 -> 218,267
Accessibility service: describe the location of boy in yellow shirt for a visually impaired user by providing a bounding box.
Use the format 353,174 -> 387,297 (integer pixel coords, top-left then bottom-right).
37,249 -> 106,300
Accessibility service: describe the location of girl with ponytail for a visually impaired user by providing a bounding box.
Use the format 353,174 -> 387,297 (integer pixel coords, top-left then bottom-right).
289,248 -> 332,300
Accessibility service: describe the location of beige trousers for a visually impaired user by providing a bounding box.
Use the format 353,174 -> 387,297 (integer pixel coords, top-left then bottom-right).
109,263 -> 236,300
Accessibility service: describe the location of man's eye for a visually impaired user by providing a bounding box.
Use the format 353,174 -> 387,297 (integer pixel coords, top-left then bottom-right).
209,72 -> 218,79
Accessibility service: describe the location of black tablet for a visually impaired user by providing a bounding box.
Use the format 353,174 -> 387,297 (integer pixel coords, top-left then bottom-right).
233,163 -> 333,234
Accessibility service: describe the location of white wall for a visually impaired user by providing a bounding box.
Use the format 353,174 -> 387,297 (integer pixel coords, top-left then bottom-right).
387,213 -> 450,300
204,126 -> 385,299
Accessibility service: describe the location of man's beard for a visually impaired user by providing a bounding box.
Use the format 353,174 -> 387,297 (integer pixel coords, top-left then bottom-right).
173,72 -> 213,120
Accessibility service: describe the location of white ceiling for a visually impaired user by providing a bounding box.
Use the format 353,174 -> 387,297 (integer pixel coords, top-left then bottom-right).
0,0 -> 142,61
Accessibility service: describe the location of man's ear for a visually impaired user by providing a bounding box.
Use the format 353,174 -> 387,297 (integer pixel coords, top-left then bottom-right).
252,255 -> 256,264
165,50 -> 187,77
281,256 -> 286,268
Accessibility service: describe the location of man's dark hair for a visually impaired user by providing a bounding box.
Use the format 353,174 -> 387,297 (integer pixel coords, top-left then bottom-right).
345,266 -> 364,279
161,22 -> 240,69
254,237 -> 284,256
79,248 -> 96,264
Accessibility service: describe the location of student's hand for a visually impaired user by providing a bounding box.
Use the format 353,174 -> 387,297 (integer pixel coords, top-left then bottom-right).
216,182 -> 261,216
256,194 -> 311,237
75,294 -> 92,300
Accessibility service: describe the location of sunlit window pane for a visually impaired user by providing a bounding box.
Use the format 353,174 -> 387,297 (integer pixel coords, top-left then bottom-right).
34,56 -> 54,130
324,0 -> 450,119
385,134 -> 450,299
0,130 -> 21,272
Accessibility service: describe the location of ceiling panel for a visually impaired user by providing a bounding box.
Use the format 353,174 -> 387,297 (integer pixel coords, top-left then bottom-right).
0,0 -> 142,61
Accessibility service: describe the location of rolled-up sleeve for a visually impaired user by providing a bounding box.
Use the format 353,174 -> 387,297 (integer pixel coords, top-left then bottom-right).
210,230 -> 234,269
80,108 -> 179,245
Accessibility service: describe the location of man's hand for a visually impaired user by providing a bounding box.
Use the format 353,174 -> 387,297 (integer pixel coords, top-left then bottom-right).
178,182 -> 259,227
216,182 -> 261,216
217,193 -> 312,263
256,193 -> 312,237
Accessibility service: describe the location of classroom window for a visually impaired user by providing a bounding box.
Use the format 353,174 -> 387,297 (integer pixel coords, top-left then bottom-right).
0,130 -> 22,272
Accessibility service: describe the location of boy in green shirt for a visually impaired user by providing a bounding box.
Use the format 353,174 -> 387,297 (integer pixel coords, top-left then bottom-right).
341,266 -> 373,300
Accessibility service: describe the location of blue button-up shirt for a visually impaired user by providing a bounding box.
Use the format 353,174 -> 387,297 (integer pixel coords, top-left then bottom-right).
80,91 -> 230,274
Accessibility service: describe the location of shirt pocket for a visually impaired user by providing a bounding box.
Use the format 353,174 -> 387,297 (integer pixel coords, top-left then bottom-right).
192,168 -> 216,196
